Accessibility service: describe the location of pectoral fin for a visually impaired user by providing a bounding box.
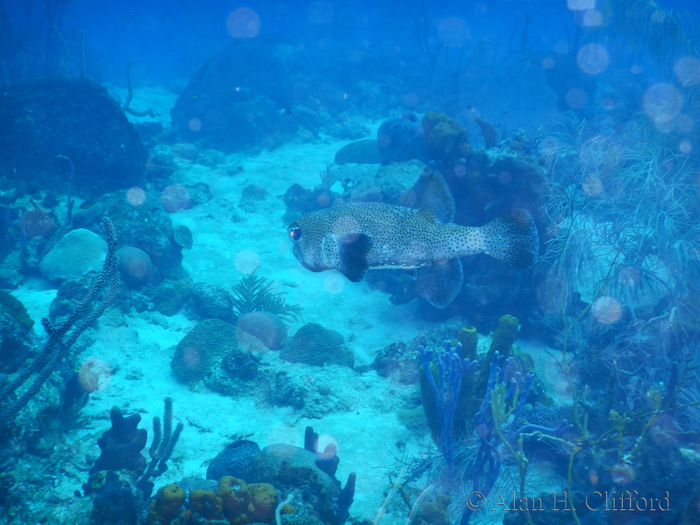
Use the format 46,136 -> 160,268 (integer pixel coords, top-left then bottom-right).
415,258 -> 463,308
337,233 -> 373,282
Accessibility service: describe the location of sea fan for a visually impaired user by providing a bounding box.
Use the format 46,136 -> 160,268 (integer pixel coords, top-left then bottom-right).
231,271 -> 302,323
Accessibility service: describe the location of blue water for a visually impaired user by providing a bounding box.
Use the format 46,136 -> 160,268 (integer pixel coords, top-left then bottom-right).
1,1 -> 700,524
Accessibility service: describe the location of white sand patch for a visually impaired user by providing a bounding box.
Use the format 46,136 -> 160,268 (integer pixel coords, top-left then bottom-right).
104,84 -> 178,126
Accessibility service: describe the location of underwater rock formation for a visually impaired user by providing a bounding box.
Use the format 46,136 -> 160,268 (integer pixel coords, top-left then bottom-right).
376,115 -> 426,164
171,40 -> 294,153
0,77 -> 145,198
334,138 -> 382,165
207,440 -> 261,481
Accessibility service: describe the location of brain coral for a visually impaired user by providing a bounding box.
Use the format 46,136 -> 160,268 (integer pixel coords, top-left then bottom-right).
280,323 -> 354,368
40,228 -> 108,281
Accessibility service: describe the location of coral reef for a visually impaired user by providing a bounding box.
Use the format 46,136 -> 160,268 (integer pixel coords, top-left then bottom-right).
0,217 -> 120,431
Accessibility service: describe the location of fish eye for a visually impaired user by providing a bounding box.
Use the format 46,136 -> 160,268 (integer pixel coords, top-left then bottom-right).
288,225 -> 302,242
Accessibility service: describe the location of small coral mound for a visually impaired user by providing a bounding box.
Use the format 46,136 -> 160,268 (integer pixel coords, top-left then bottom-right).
40,228 -> 108,281
422,111 -> 470,162
281,323 -> 354,368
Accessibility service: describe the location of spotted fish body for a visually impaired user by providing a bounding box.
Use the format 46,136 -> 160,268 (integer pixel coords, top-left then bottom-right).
288,171 -> 539,308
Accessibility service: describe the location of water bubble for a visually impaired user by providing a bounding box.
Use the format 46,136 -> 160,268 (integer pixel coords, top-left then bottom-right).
577,44 -> 609,75
592,296 -> 621,324
324,273 -> 345,294
161,184 -> 190,213
188,118 -> 202,132
403,92 -> 420,108
183,346 -> 201,367
538,136 -> 559,156
643,83 -> 683,125
649,413 -> 678,445
679,140 -> 692,155
675,114 -> 695,133
554,40 -> 570,55
127,186 -> 146,206
673,56 -> 700,87
567,0 -> 595,9
610,462 -> 635,485
541,56 -> 555,69
619,266 -> 639,286
78,358 -> 112,392
227,8 -> 260,38
332,215 -> 361,235
583,10 -> 603,27
235,249 -> 260,275
454,164 -> 467,177
498,171 -> 512,184
438,17 -> 470,47
566,88 -> 587,110
316,434 -> 339,458
581,176 -> 602,196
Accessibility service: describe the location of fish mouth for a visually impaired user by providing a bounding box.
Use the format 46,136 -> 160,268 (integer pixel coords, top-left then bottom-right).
292,245 -> 324,272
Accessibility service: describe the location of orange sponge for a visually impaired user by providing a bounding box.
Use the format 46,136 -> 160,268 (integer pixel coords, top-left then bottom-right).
190,488 -> 224,521
218,476 -> 250,522
146,484 -> 186,524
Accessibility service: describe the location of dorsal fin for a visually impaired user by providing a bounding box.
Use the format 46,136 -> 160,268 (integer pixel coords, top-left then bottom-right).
415,208 -> 437,223
415,170 -> 455,223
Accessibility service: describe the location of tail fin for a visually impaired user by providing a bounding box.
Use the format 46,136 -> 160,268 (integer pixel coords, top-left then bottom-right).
480,210 -> 539,268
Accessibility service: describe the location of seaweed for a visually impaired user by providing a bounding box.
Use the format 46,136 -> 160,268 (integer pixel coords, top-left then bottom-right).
231,271 -> 302,323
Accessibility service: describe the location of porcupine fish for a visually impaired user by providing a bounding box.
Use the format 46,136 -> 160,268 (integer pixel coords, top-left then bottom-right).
287,170 -> 539,308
